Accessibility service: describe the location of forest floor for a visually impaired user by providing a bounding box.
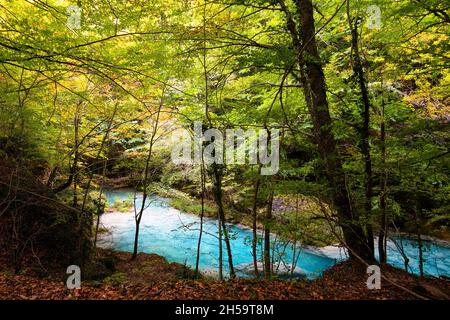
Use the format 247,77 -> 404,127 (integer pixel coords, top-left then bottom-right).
1,251 -> 449,300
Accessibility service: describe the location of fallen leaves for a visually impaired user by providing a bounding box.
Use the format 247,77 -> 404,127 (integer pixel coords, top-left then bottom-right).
1,260 -> 448,300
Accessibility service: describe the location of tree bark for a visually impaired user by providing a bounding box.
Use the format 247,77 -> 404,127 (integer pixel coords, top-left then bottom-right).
79,106 -> 117,265
264,183 -> 274,278
211,164 -> 235,278
251,167 -> 261,277
132,88 -> 164,260
200,2 -> 234,279
349,16 -> 374,256
94,141 -> 109,249
217,208 -> 223,280
414,205 -> 424,277
279,0 -> 373,261
195,157 -> 206,277
72,112 -> 79,207
378,99 -> 387,263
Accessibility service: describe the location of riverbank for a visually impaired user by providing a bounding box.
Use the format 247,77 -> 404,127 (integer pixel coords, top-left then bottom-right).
1,253 -> 448,300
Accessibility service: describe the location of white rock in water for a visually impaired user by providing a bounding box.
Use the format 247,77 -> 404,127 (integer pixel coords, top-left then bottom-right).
235,262 -> 304,276
314,245 -> 348,260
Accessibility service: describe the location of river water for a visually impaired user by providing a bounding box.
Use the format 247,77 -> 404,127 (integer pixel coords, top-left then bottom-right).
98,189 -> 450,279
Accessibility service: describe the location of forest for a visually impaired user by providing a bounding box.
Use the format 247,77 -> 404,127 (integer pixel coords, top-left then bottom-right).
0,0 -> 449,302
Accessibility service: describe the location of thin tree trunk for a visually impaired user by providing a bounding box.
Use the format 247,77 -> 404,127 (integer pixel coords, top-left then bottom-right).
132,215 -> 142,259
291,193 -> 301,280
132,88 -> 164,260
79,106 -> 117,265
264,183 -> 274,278
414,206 -> 424,277
348,12 -> 374,256
211,164 -> 235,278
218,208 -> 223,280
201,2 -> 234,279
392,221 -> 410,272
378,99 -> 387,263
195,156 -> 206,276
200,2 -> 225,279
93,207 -> 102,249
251,167 -> 262,277
418,231 -> 424,278
73,112 -> 79,207
93,142 -> 109,249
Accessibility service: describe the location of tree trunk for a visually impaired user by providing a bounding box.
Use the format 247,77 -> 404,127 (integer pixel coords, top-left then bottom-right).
93,144 -> 109,249
414,206 -> 424,277
290,194 -> 301,280
132,88 -> 164,260
195,158 -> 206,276
217,205 -> 223,280
79,106 -> 117,266
264,183 -> 274,278
211,164 -> 235,278
93,210 -> 101,249
200,3 -> 233,278
417,226 -> 424,277
132,216 -> 142,260
251,168 -> 261,277
349,16 -> 374,256
378,100 -> 387,263
291,0 -> 373,261
73,112 -> 79,207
